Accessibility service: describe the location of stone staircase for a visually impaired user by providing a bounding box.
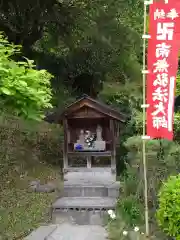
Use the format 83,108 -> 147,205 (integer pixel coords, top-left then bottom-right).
51,167 -> 119,226
25,167 -> 120,239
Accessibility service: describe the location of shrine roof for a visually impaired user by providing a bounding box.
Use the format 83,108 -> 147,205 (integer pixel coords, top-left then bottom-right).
44,94 -> 127,123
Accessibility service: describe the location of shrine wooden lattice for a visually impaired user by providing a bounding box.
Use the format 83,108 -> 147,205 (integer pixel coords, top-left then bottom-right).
45,95 -> 126,174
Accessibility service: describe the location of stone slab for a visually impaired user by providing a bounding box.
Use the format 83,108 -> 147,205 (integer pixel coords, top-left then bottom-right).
24,225 -> 58,240
63,185 -> 108,197
64,181 -> 120,187
63,183 -> 119,198
49,223 -> 108,240
24,224 -> 108,240
64,168 -> 116,185
52,197 -> 117,209
65,167 -> 112,172
52,208 -> 108,225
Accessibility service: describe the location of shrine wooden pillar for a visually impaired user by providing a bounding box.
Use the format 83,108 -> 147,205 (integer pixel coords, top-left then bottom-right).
110,119 -> 116,174
63,118 -> 68,169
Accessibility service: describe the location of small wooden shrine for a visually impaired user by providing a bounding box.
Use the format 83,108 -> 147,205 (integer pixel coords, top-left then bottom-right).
45,95 -> 126,174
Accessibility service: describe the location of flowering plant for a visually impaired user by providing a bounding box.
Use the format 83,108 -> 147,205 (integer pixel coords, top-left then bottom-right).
107,210 -> 146,240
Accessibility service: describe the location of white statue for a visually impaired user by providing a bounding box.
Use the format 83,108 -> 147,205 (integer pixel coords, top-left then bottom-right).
94,125 -> 105,151
79,129 -> 85,144
96,125 -> 103,141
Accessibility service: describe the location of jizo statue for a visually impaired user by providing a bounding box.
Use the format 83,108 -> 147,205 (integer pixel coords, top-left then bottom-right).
96,125 -> 103,141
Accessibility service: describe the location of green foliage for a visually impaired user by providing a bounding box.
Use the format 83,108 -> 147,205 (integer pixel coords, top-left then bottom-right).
99,82 -> 141,114
0,114 -> 63,170
33,0 -> 143,97
0,33 -> 53,120
106,71 -> 180,239
125,135 -> 180,184
0,0 -> 144,99
174,112 -> 180,141
119,165 -> 144,226
117,195 -> 144,227
133,110 -> 180,139
99,81 -> 142,175
156,174 -> 180,239
0,0 -> 73,51
108,165 -> 145,240
0,114 -> 63,239
176,72 -> 180,96
122,135 -> 180,238
0,179 -> 59,239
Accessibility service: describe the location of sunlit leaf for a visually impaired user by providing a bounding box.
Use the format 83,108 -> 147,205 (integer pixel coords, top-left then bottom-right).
0,32 -> 53,120
0,87 -> 12,95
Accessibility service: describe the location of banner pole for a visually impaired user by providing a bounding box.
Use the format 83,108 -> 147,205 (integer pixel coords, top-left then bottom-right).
142,2 -> 150,238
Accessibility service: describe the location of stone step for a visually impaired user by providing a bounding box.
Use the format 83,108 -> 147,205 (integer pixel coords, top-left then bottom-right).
24,224 -> 58,240
63,182 -> 120,198
25,223 -> 108,240
52,197 -> 116,226
49,223 -> 108,240
52,197 -> 117,209
52,208 -> 109,226
64,168 -> 116,185
65,167 -> 112,173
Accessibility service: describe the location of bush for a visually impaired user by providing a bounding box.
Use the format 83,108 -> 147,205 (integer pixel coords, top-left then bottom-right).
156,174 -> 180,239
0,32 -> 53,120
121,134 -> 180,239
117,195 -> 144,227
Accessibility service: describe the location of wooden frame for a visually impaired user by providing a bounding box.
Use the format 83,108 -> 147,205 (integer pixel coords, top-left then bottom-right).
110,119 -> 116,174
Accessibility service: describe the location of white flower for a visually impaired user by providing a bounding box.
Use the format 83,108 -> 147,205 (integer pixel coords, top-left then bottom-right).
123,230 -> 128,236
134,226 -> 139,232
108,210 -> 113,215
141,232 -> 145,235
107,209 -> 116,219
110,213 -> 116,219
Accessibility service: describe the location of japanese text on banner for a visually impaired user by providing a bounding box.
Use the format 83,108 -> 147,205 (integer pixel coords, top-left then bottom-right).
146,1 -> 180,140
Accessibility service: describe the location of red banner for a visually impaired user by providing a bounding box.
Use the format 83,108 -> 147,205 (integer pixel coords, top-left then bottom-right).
147,0 -> 180,140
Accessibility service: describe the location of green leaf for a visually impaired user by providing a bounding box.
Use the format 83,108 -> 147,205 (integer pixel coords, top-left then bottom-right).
0,67 -> 9,73
19,81 -> 28,87
0,32 -> 53,120
0,87 -> 12,95
156,174 -> 180,238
